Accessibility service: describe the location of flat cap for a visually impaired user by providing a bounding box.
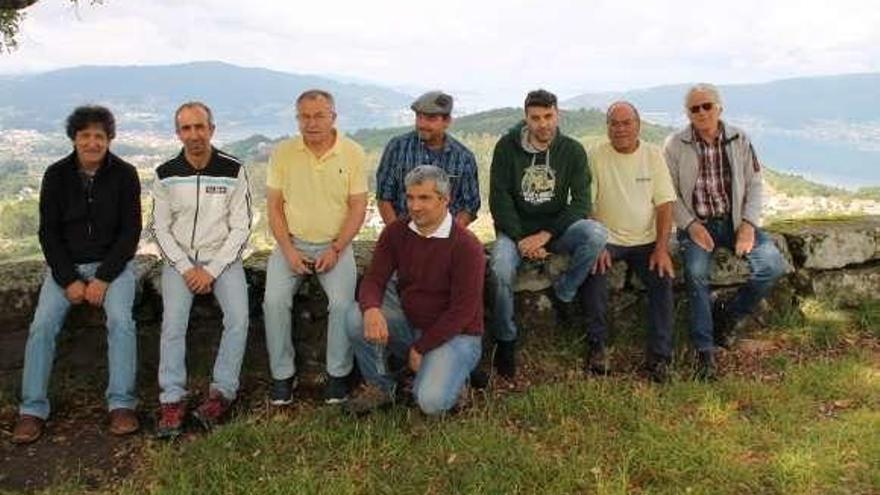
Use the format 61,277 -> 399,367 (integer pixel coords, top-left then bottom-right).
410,91 -> 453,115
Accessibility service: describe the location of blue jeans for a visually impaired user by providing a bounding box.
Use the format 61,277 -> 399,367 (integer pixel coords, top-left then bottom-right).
679,218 -> 786,352
263,241 -> 357,380
158,261 -> 249,404
20,261 -> 138,419
580,242 -> 674,358
491,219 -> 607,342
345,301 -> 482,415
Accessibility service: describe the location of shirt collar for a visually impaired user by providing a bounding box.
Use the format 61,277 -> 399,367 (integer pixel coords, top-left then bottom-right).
408,210 -> 452,239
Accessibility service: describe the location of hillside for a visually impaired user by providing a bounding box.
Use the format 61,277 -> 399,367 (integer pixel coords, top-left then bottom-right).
0,61 -> 412,136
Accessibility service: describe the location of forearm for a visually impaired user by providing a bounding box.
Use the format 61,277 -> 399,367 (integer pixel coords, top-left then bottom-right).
333,194 -> 367,250
377,200 -> 397,226
654,202 -> 673,249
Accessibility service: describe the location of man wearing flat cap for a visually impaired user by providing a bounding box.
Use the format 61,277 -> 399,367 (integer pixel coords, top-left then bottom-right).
375,91 -> 480,227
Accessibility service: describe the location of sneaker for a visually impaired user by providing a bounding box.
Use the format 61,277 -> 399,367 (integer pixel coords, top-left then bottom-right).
645,355 -> 671,384
11,414 -> 44,445
156,402 -> 187,439
269,376 -> 297,406
493,340 -> 517,379
108,408 -> 140,436
586,345 -> 610,376
192,390 -> 232,430
323,375 -> 350,404
344,383 -> 395,416
695,350 -> 718,382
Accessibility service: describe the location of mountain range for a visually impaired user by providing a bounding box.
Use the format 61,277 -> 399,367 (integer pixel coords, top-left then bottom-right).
1,62 -> 878,187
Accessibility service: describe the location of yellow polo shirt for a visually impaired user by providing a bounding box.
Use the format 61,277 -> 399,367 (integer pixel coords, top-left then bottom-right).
589,141 -> 677,246
267,133 -> 367,243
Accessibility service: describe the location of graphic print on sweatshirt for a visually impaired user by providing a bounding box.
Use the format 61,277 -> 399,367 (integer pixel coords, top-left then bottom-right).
521,150 -> 556,205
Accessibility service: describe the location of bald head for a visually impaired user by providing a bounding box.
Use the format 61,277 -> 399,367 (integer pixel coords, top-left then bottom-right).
606,101 -> 641,154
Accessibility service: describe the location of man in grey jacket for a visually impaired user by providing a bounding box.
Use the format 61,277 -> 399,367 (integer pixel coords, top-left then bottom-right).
663,84 -> 785,380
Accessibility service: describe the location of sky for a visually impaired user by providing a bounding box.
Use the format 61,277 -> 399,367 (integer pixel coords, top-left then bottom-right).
3,0 -> 880,109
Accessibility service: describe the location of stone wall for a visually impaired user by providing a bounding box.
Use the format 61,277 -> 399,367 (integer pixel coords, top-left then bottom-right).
0,216 -> 878,380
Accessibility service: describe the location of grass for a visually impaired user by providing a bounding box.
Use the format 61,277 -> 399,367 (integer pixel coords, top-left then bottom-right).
97,352 -> 879,495
5,299 -> 880,495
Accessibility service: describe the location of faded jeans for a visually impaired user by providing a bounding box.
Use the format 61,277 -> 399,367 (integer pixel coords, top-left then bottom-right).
20,261 -> 138,419
491,219 -> 607,342
263,241 -> 357,379
158,261 -> 249,404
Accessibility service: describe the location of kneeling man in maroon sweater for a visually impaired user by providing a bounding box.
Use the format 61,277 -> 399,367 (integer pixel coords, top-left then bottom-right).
345,165 -> 485,415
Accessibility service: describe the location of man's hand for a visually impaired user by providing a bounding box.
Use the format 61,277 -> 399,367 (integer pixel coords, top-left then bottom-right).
735,222 -> 756,256
65,280 -> 86,304
83,279 -> 109,306
408,347 -> 422,373
591,249 -> 612,275
363,308 -> 389,345
518,231 -> 552,260
649,246 -> 675,278
314,247 -> 339,273
687,222 -> 715,252
183,267 -> 215,294
454,211 -> 473,227
285,248 -> 314,276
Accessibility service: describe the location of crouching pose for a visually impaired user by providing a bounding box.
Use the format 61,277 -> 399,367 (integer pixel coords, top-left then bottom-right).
345,166 -> 485,415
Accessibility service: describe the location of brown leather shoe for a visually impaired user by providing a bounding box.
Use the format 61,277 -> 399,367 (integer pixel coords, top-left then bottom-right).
108,408 -> 140,436
11,415 -> 44,444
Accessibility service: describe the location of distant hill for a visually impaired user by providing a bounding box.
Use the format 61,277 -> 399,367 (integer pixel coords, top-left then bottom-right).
563,73 -> 880,187
562,73 -> 880,126
0,61 -> 413,137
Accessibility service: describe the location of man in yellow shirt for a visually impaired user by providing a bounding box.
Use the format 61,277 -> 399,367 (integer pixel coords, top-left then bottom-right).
263,89 -> 368,405
581,101 -> 677,382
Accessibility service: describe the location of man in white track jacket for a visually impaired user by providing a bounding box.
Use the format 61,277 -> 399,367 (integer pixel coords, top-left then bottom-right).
150,101 -> 252,438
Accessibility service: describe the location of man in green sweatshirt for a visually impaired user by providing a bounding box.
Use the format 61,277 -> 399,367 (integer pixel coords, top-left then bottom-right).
488,89 -> 607,378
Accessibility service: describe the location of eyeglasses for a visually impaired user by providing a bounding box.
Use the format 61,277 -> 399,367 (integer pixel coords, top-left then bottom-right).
296,112 -> 334,123
689,102 -> 715,114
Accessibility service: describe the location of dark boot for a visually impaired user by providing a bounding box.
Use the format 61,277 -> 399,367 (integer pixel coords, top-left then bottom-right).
695,350 -> 717,381
645,353 -> 671,384
494,340 -> 516,379
585,344 -> 610,376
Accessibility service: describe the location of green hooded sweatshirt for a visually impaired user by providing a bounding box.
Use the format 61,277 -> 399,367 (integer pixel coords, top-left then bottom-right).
489,121 -> 591,241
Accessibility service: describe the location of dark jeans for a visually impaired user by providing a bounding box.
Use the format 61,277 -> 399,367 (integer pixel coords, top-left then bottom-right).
678,217 -> 786,352
580,242 -> 674,359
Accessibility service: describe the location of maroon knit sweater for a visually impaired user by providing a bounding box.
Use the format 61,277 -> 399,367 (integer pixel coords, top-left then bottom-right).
358,219 -> 485,354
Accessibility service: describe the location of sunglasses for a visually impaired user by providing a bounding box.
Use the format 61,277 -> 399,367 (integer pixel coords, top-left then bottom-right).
689,102 -> 715,114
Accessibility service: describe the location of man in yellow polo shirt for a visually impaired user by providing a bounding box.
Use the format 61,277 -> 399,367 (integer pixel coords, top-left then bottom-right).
581,101 -> 677,382
263,89 -> 368,405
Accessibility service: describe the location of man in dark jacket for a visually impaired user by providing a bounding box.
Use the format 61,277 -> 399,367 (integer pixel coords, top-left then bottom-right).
488,89 -> 607,378
12,106 -> 142,444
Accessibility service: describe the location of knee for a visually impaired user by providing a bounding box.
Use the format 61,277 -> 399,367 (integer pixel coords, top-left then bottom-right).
415,386 -> 454,416
262,287 -> 292,312
574,219 -> 608,250
751,242 -> 786,281
490,241 -> 518,286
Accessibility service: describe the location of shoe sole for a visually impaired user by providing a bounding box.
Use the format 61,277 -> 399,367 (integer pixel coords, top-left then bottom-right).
270,398 -> 293,406
324,397 -> 349,405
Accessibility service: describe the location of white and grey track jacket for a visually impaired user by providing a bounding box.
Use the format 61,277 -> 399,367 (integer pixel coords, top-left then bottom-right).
150,148 -> 252,278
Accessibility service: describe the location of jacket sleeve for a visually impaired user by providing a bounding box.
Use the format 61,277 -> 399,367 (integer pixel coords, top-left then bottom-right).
739,136 -> 764,227
663,135 -> 698,230
95,165 -> 142,282
150,171 -> 194,274
550,142 -> 590,236
413,235 -> 485,354
205,166 -> 253,278
488,139 -> 523,240
38,168 -> 79,288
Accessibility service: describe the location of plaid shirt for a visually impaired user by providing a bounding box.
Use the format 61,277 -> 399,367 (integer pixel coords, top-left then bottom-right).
692,124 -> 731,219
376,130 -> 480,218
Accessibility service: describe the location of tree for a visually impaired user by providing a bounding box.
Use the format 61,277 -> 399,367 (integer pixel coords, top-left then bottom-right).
0,0 -> 101,53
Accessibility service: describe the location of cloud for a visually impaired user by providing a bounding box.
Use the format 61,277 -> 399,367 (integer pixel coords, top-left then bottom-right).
3,0 -> 879,105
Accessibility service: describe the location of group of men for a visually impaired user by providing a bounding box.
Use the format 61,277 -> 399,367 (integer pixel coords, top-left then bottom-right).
11,83 -> 785,444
